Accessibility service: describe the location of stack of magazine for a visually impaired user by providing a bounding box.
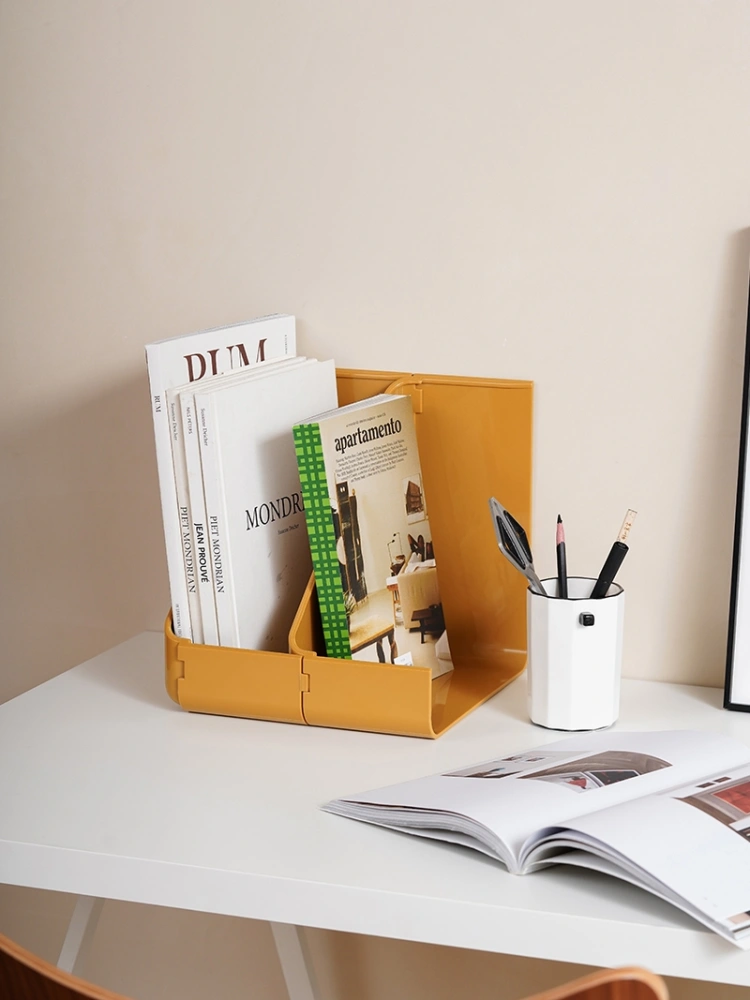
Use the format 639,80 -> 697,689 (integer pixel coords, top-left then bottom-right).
146,317 -> 453,672
146,316 -> 337,651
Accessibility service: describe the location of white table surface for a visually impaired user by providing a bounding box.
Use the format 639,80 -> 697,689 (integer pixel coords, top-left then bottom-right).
3,632 -> 750,986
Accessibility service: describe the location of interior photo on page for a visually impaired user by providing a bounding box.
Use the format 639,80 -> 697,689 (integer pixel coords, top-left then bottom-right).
324,729 -> 750,947
536,764 -> 750,946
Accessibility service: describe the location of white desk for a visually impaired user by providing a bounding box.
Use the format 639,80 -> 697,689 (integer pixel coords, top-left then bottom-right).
3,632 -> 750,991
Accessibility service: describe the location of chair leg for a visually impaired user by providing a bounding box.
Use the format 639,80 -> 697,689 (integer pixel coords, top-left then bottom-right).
57,895 -> 104,975
270,923 -> 321,1000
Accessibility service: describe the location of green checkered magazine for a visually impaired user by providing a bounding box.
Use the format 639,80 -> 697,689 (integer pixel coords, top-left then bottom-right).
293,394 -> 452,678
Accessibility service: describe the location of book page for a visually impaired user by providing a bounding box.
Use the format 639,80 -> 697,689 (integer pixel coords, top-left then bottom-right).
326,730 -> 750,869
541,763 -> 750,944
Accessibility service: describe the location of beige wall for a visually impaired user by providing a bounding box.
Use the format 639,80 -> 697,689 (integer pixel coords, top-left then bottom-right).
2,1 -> 750,998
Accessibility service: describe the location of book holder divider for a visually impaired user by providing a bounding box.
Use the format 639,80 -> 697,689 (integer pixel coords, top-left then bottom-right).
164,368 -> 533,738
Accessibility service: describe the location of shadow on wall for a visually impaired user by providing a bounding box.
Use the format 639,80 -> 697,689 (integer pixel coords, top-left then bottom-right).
0,372 -> 167,704
653,226 -> 750,685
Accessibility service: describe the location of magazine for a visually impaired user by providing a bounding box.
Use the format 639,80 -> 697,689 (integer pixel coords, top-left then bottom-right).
324,728 -> 750,947
175,357 -> 310,645
193,358 -> 337,651
294,393 -> 452,678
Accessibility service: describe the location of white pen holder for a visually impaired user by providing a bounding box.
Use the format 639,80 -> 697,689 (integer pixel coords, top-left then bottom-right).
526,577 -> 624,731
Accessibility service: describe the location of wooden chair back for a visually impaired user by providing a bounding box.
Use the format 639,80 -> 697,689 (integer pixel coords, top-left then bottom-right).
0,928 -> 668,1000
522,966 -> 669,1000
0,929 -> 130,1000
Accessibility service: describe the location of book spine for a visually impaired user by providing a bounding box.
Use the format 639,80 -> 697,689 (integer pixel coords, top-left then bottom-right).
181,391 -> 220,645
293,423 -> 352,659
168,390 -> 203,644
145,351 -> 192,640
196,392 -> 239,647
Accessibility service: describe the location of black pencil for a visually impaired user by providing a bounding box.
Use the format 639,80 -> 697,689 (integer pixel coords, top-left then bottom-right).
556,514 -> 568,599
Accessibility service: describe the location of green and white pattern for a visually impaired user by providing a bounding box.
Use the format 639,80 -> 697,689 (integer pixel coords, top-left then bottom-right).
293,422 -> 352,659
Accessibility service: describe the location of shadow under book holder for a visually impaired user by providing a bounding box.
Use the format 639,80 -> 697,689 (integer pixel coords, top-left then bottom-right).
165,368 -> 533,738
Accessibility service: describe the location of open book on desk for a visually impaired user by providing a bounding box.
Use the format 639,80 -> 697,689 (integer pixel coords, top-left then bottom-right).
324,729 -> 750,948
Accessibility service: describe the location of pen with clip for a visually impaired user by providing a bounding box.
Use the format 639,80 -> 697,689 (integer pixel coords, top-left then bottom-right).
590,509 -> 637,599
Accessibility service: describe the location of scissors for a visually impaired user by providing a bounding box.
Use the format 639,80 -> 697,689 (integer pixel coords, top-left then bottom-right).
488,497 -> 546,596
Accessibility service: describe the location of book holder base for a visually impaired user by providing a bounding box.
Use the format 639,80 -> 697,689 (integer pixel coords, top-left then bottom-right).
164,368 -> 533,738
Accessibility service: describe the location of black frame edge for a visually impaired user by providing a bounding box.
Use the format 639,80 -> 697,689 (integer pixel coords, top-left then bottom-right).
725,270 -> 750,710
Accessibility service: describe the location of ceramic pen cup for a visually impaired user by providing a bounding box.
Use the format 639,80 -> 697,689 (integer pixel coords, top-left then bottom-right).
526,577 -> 624,731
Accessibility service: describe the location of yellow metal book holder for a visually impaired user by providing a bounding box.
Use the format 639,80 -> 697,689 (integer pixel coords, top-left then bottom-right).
165,367 -> 533,738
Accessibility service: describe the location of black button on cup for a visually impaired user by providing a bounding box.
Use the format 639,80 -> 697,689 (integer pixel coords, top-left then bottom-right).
579,612 -> 595,627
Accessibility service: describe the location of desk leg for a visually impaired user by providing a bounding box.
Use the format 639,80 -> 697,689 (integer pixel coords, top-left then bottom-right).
57,895 -> 104,975
270,922 -> 320,1000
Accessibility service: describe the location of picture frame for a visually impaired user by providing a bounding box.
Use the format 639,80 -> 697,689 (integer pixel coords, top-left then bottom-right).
725,277 -> 750,710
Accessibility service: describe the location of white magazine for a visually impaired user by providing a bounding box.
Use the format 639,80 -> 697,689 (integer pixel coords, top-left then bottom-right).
178,357 -> 310,645
194,358 -> 338,650
325,729 -> 750,948
165,384 -> 202,641
145,315 -> 295,639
